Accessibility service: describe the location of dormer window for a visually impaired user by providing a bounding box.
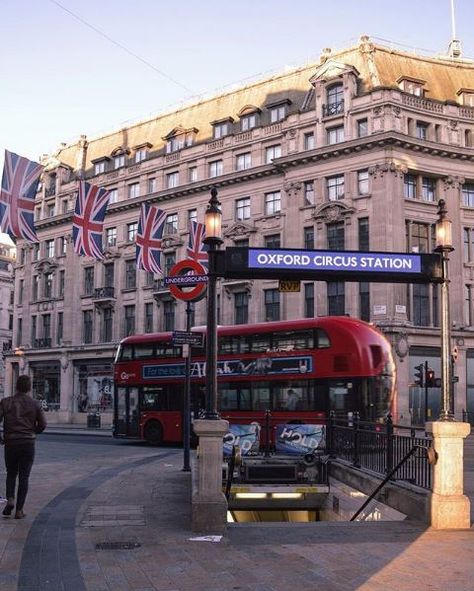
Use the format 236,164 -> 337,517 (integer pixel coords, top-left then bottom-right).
267,99 -> 291,123
456,88 -> 474,107
164,127 -> 197,153
323,84 -> 344,116
238,106 -> 261,131
93,160 -> 107,175
398,76 -> 426,97
114,154 -> 125,169
212,118 -> 233,139
133,142 -> 152,163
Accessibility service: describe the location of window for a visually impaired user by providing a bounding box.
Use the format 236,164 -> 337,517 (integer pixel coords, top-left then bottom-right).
166,135 -> 184,153
412,284 -> 430,326
148,178 -> 157,193
46,239 -> 54,258
18,279 -> 24,304
106,227 -> 117,247
41,314 -> 51,341
31,316 -> 36,345
327,282 -> 345,315
264,234 -> 280,249
358,218 -> 369,251
357,119 -> 368,137
100,307 -> 113,342
44,272 -> 53,299
327,222 -> 345,251
327,175 -> 344,200
125,260 -> 136,289
58,236 -> 67,256
164,253 -> 176,276
235,238 -> 249,248
127,222 -> 138,242
234,292 -> 249,325
209,160 -> 223,178
462,183 -> 474,207
188,166 -> 198,183
325,84 -> 344,116
357,170 -> 369,195
32,275 -> 38,301
359,283 -> 370,321
404,174 -> 417,199
18,248 -> 25,265
124,305 -> 135,336
17,318 -> 22,347
114,154 -> 125,169
165,213 -> 178,235
304,226 -> 314,250
163,300 -> 175,331
264,191 -> 281,215
416,122 -> 428,140
135,148 -> 147,163
108,188 -> 118,203
84,267 -> 94,296
188,209 -> 197,224
422,177 -> 436,202
33,244 -> 40,261
304,132 -> 315,150
83,310 -> 93,344
327,126 -> 344,144
144,302 -> 154,333
265,145 -> 281,163
406,221 -> 435,253
128,183 -> 140,199
235,197 -> 250,220
47,204 -> 55,217
264,289 -> 280,321
241,113 -> 257,131
464,228 -> 474,263
94,161 -> 106,175
166,171 -> 179,188
57,312 -> 63,345
269,104 -> 286,123
59,270 -> 65,297
466,285 -> 474,327
104,263 -> 114,288
236,152 -> 251,171
213,121 -> 231,139
304,181 -> 315,205
61,199 -> 69,213
304,283 -> 315,318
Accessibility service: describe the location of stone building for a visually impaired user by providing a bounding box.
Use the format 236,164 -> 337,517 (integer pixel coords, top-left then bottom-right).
0,238 -> 15,398
5,36 -> 474,425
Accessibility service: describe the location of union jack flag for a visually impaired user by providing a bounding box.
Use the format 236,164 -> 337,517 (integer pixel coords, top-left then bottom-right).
0,150 -> 43,242
72,181 -> 110,260
187,221 -> 208,268
136,203 -> 167,274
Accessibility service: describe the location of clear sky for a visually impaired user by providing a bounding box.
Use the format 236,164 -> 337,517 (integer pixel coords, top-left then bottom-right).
1,0 -> 473,167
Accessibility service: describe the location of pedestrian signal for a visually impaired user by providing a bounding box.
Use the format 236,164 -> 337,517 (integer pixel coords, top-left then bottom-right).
425,368 -> 435,388
414,363 -> 424,387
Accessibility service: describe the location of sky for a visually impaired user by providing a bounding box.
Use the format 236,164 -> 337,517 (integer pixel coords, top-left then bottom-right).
1,0 -> 473,168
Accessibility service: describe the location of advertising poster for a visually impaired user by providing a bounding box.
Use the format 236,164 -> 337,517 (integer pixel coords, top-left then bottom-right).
223,423 -> 261,456
275,424 -> 325,455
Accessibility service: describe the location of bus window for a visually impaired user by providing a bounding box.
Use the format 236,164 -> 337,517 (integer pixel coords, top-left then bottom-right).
156,345 -> 182,358
120,345 -> 134,361
246,335 -> 271,352
239,387 -> 251,410
252,383 -> 270,410
219,336 -> 240,354
219,385 -> 238,410
315,328 -> 330,348
142,386 -> 166,410
135,343 -> 155,359
273,330 -> 314,351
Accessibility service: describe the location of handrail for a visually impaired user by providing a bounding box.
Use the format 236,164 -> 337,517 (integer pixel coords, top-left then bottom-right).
350,444 -> 436,521
224,445 -> 241,500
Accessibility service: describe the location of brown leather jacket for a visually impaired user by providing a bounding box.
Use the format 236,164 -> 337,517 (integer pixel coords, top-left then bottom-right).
0,394 -> 47,444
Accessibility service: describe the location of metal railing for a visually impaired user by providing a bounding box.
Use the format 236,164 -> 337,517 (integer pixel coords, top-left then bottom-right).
326,413 -> 433,490
34,338 -> 52,349
93,286 -> 115,299
322,100 -> 344,117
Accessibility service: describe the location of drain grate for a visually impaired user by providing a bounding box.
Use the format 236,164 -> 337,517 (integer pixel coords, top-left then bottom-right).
95,541 -> 141,550
81,504 -> 145,527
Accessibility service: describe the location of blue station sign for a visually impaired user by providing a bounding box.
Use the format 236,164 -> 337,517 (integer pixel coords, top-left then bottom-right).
223,247 -> 441,284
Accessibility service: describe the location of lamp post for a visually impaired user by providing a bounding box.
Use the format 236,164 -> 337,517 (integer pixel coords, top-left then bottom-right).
435,198 -> 454,421
203,187 -> 223,419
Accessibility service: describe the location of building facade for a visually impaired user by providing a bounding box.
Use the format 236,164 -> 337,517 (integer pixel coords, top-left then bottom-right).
5,36 -> 474,425
0,240 -> 15,398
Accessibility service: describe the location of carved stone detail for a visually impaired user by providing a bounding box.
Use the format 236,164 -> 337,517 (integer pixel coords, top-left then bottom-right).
283,181 -> 302,197
313,201 -> 354,223
443,175 -> 465,190
35,259 -> 58,273
368,161 -> 406,179
224,222 -> 256,240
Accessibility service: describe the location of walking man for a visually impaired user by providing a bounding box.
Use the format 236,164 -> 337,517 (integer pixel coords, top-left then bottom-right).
0,375 -> 47,519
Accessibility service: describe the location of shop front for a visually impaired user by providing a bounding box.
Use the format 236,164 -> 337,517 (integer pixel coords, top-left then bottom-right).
72,360 -> 114,424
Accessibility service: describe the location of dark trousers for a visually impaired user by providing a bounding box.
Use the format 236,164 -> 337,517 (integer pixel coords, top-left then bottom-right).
4,442 -> 35,510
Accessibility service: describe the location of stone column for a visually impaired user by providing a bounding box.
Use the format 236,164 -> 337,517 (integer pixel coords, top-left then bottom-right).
192,418 -> 229,533
58,353 -> 73,423
426,421 -> 471,529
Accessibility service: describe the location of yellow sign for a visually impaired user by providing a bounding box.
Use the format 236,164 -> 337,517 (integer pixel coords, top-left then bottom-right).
279,280 -> 301,293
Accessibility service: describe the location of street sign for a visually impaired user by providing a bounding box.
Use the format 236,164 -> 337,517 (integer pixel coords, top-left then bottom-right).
168,259 -> 208,301
279,280 -> 301,292
172,331 -> 205,347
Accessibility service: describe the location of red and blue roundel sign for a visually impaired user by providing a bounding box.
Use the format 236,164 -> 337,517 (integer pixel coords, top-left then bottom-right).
167,259 -> 208,301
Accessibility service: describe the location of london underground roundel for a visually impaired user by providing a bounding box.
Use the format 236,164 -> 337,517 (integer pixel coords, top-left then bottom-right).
168,259 -> 208,301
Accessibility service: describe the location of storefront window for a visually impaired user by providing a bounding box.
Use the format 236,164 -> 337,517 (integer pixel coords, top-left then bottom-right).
74,362 -> 113,413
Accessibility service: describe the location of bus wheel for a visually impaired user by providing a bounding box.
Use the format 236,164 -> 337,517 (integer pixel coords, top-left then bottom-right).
144,421 -> 163,446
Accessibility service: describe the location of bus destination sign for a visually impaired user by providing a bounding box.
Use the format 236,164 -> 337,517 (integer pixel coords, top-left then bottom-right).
224,247 -> 441,284
172,331 -> 204,347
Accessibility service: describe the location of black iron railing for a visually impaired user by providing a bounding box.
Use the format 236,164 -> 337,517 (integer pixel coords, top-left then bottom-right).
93,286 -> 115,299
326,413 -> 433,490
34,338 -> 52,349
322,100 -> 344,117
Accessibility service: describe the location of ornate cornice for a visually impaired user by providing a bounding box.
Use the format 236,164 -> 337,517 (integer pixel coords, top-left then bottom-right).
443,175 -> 466,189
368,161 -> 407,179
224,222 -> 257,240
313,201 -> 355,223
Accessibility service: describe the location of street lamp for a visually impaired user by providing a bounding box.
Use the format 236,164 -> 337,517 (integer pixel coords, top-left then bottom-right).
203,187 -> 223,419
435,198 -> 454,421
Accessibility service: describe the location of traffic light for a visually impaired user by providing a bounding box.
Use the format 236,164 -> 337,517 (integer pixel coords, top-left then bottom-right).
425,368 -> 435,388
414,363 -> 424,387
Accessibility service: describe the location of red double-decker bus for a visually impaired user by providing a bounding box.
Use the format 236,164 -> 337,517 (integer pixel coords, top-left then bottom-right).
113,317 -> 395,445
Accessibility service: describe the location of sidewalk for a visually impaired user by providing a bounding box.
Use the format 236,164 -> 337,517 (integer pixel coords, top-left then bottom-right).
45,422 -> 113,437
1,438 -> 474,591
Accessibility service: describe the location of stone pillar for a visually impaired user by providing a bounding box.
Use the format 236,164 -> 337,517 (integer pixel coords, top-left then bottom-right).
192,418 -> 229,533
58,353 -> 73,423
426,421 -> 471,529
